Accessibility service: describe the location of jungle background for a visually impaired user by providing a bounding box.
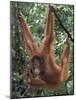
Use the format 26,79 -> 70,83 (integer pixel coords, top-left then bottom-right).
10,1 -> 74,98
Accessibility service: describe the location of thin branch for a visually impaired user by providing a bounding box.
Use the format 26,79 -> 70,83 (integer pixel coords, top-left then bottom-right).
49,5 -> 74,43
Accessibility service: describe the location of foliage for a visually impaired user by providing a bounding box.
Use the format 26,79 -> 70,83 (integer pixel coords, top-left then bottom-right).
10,1 -> 74,98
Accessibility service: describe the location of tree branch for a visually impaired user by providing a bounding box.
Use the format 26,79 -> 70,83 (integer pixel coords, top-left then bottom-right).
49,5 -> 74,43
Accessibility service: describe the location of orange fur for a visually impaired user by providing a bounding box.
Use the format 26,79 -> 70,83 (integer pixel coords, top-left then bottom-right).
19,5 -> 70,90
